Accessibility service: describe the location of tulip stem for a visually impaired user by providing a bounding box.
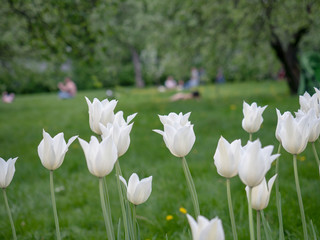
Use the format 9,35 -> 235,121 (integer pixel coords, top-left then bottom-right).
115,161 -> 130,240
50,171 -> 61,240
249,133 -> 252,141
247,187 -> 255,240
293,155 -> 308,240
132,204 -> 137,240
311,142 -> 320,176
182,157 -> 200,217
2,189 -> 17,240
99,178 -> 115,240
257,211 -> 261,240
226,178 -> 238,240
275,143 -> 285,240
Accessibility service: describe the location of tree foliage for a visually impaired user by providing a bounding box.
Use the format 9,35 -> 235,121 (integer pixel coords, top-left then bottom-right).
1,0 -> 319,93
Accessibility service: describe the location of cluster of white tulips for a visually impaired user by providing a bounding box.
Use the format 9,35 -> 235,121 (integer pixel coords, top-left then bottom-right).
1,88 -> 320,240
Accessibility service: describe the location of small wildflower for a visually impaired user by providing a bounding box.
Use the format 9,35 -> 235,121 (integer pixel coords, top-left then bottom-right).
179,207 -> 187,214
230,104 -> 236,110
166,215 -> 173,221
298,155 -> 306,162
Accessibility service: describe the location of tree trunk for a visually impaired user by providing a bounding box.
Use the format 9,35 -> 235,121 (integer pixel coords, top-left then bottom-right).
269,27 -> 308,95
130,47 -> 144,88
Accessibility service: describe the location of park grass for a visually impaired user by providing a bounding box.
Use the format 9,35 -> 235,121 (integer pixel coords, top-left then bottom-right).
0,80 -> 319,239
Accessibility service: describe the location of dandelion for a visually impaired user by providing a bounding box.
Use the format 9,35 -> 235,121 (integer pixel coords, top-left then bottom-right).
179,207 -> 187,214
166,215 -> 173,221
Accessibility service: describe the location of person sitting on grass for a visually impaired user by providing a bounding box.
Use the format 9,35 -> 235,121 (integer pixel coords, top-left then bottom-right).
2,91 -> 15,103
170,90 -> 201,101
58,77 -> 77,99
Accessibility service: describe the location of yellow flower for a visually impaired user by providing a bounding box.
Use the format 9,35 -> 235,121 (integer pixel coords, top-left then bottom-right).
230,104 -> 236,110
166,215 -> 173,221
179,207 -> 187,214
298,156 -> 306,162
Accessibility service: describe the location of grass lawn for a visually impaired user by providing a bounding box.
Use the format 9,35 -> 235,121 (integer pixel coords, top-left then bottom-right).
0,81 -> 319,239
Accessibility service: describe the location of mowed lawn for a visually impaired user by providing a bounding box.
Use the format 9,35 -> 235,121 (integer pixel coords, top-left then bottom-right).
0,81 -> 319,239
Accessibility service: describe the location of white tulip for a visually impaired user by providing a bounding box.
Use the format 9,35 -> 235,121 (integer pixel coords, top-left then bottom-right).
242,101 -> 267,134
119,173 -> 152,205
78,136 -> 118,178
38,130 -> 77,171
154,112 -> 196,157
277,110 -> 309,154
296,109 -> 320,142
213,137 -> 242,178
238,140 -> 279,187
0,157 -> 17,188
299,91 -> 320,117
187,214 -> 225,240
246,175 -> 277,210
85,97 -> 118,135
100,111 -> 137,157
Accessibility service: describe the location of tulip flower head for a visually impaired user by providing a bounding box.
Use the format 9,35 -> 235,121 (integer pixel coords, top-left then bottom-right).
78,136 -> 118,178
242,101 -> 267,134
187,214 -> 225,240
238,140 -> 279,187
119,173 -> 152,205
85,97 -> 118,135
277,110 -> 310,154
299,91 -> 320,117
295,109 -> 320,143
0,157 -> 17,188
38,130 -> 78,171
100,111 -> 137,157
213,136 -> 242,178
153,112 -> 196,157
246,175 -> 277,210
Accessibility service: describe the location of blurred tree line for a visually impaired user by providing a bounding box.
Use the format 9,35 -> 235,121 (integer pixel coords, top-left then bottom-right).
1,0 -> 319,94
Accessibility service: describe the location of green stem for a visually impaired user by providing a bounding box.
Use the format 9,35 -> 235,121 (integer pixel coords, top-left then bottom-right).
99,178 -> 115,240
312,142 -> 320,176
132,204 -> 137,240
293,154 -> 308,240
275,143 -> 285,240
247,187 -> 255,240
260,210 -> 272,240
181,157 -> 200,217
115,161 -> 130,240
226,178 -> 238,240
249,133 -> 252,141
50,171 -> 61,240
2,189 -> 17,240
257,211 -> 261,240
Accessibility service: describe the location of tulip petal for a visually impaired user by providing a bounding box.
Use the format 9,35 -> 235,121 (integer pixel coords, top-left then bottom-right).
131,176 -> 152,205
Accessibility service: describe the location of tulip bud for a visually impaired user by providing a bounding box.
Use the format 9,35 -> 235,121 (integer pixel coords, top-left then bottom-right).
154,112 -> 196,157
187,214 -> 225,240
277,110 -> 309,154
0,157 -> 17,188
119,173 -> 152,205
85,97 -> 118,135
246,175 -> 277,210
238,140 -> 279,187
78,136 -> 118,178
38,130 -> 77,171
242,101 -> 267,134
213,136 -> 242,178
296,109 -> 320,143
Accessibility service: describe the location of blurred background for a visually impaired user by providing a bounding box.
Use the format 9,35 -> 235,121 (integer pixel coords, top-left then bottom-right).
1,0 -> 319,95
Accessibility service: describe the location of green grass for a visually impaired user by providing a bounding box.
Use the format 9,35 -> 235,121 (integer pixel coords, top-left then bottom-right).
0,81 -> 319,239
